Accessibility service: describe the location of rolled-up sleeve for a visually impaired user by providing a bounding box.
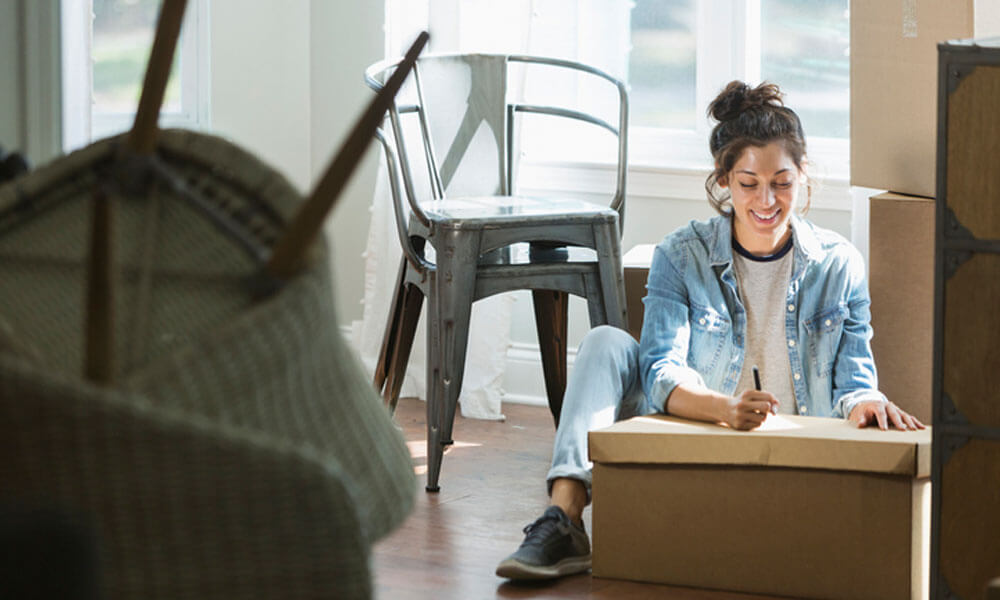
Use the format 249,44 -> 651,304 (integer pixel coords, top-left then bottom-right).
639,244 -> 706,412
830,248 -> 887,418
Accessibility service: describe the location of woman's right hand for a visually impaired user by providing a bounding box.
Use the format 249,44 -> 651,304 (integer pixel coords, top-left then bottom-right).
721,390 -> 779,430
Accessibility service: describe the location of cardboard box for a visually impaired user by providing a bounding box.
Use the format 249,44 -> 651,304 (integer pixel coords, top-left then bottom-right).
869,192 -> 935,424
850,0 -> 973,196
590,415 -> 931,600
623,244 -> 654,341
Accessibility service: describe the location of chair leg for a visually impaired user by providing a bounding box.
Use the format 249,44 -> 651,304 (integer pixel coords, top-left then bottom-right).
424,241 -> 478,492
373,259 -> 408,397
532,289 -> 568,427
383,284 -> 424,413
594,223 -> 628,329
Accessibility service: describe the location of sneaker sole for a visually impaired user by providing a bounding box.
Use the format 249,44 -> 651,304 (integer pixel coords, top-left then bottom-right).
495,554 -> 592,580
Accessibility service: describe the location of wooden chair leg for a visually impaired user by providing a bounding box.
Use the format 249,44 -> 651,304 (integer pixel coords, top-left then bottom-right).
532,289 -> 568,427
374,260 -> 408,395
383,284 -> 424,413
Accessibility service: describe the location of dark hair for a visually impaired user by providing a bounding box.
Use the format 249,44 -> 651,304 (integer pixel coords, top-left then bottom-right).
705,81 -> 811,215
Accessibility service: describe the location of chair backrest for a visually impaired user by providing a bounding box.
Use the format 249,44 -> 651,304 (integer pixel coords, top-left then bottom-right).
366,53 -> 628,219
414,55 -> 510,198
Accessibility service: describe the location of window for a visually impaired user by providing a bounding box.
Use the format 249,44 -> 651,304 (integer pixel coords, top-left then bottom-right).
628,0 -> 696,131
387,0 -> 850,179
61,0 -> 210,153
628,0 -> 849,175
760,0 -> 850,140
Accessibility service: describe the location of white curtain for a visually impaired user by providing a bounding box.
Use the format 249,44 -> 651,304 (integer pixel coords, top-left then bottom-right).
353,0 -> 632,420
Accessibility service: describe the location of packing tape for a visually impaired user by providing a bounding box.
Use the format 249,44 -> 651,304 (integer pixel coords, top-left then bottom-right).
902,0 -> 918,38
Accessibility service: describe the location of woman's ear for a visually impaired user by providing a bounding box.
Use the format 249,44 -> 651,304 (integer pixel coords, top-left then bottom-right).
716,169 -> 729,189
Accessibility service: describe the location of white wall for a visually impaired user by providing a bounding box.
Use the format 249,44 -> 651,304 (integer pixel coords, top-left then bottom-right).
209,1 -> 312,191
309,0 -> 385,325
206,1 -> 383,324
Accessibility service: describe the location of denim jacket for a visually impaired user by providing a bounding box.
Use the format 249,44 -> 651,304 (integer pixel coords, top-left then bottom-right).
639,214 -> 886,419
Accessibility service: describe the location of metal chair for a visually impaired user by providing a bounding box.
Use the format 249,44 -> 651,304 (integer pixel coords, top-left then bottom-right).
366,53 -> 629,491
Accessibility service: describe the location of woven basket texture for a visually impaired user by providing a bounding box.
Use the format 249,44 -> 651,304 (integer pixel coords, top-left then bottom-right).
0,129 -> 416,599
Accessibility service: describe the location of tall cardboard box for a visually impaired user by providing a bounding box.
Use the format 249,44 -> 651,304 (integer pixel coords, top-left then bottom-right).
590,415 -> 931,600
623,244 -> 655,341
869,192 -> 934,424
851,0 -> 973,196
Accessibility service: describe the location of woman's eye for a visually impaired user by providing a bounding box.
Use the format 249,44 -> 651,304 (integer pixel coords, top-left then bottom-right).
774,182 -> 792,189
739,182 -> 757,189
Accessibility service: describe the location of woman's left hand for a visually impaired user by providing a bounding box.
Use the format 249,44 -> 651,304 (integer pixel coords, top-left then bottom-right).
848,401 -> 926,430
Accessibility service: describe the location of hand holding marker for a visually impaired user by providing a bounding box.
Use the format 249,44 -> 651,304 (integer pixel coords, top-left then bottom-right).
752,365 -> 778,416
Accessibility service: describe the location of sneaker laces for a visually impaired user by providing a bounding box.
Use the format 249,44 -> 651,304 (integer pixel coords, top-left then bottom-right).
520,512 -> 568,547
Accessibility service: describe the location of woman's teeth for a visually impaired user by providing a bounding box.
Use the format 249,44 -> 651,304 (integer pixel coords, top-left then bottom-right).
752,209 -> 779,222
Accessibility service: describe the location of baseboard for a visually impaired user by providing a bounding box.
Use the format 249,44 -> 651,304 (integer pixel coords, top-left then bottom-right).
502,341 -> 577,407
342,323 -> 578,409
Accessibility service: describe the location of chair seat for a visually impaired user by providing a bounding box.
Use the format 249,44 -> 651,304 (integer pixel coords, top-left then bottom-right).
422,195 -> 618,226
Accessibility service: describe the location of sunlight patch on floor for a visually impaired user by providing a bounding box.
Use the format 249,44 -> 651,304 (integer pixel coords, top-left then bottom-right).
406,439 -> 482,459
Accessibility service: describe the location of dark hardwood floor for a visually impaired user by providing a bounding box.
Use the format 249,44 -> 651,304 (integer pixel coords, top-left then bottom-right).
372,398 -> 781,600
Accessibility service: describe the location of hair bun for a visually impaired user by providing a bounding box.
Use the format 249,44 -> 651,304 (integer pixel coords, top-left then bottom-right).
708,81 -> 785,122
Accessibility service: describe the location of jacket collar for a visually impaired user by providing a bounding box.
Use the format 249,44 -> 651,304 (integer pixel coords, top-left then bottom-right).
708,213 -> 821,267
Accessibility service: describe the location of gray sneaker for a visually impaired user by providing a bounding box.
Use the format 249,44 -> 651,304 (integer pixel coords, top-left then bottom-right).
495,506 -> 591,580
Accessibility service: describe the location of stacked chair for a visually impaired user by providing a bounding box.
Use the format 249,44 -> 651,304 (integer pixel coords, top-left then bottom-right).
367,53 -> 630,491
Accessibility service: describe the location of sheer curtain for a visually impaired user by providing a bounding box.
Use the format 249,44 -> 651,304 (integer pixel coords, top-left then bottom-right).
351,0 -> 631,420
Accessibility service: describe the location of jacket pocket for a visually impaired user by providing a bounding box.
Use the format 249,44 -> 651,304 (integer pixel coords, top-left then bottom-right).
688,304 -> 731,374
804,304 -> 847,377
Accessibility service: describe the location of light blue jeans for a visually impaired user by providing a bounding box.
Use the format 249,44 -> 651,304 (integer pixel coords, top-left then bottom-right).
546,325 -> 657,500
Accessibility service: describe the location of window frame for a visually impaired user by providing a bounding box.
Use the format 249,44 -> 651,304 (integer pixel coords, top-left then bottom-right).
60,0 -> 211,153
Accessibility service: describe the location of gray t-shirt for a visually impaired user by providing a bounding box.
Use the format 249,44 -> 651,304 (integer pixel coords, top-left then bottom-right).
732,243 -> 797,415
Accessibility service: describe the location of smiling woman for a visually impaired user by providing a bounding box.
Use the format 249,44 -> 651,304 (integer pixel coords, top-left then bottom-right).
496,78 -> 923,583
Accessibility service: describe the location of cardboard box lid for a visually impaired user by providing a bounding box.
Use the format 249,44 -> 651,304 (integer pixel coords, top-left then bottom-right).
589,415 -> 931,478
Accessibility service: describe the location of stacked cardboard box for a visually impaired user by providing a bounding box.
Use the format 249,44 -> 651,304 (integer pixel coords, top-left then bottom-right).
851,0 -> 973,197
868,193 -> 934,423
853,0 -> 974,425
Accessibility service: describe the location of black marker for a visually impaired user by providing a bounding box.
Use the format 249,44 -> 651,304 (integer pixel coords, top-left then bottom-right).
752,365 -> 776,415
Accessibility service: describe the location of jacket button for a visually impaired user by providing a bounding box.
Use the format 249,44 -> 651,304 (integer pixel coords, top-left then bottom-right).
787,339 -> 796,347
824,319 -> 832,327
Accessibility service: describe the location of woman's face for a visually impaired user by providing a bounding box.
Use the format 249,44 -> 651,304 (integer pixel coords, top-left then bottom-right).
720,141 -> 803,255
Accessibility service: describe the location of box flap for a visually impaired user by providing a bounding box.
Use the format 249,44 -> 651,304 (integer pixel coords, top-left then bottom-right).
589,415 -> 931,478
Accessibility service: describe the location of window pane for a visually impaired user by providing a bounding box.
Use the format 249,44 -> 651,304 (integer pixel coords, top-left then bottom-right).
628,0 -> 696,130
761,0 -> 849,139
92,0 -> 180,121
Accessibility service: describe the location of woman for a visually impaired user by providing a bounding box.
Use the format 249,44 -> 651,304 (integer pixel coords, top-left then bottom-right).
495,81 -> 924,581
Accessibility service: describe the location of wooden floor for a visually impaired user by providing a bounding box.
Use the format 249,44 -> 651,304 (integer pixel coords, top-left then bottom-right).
372,398 -> 780,600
